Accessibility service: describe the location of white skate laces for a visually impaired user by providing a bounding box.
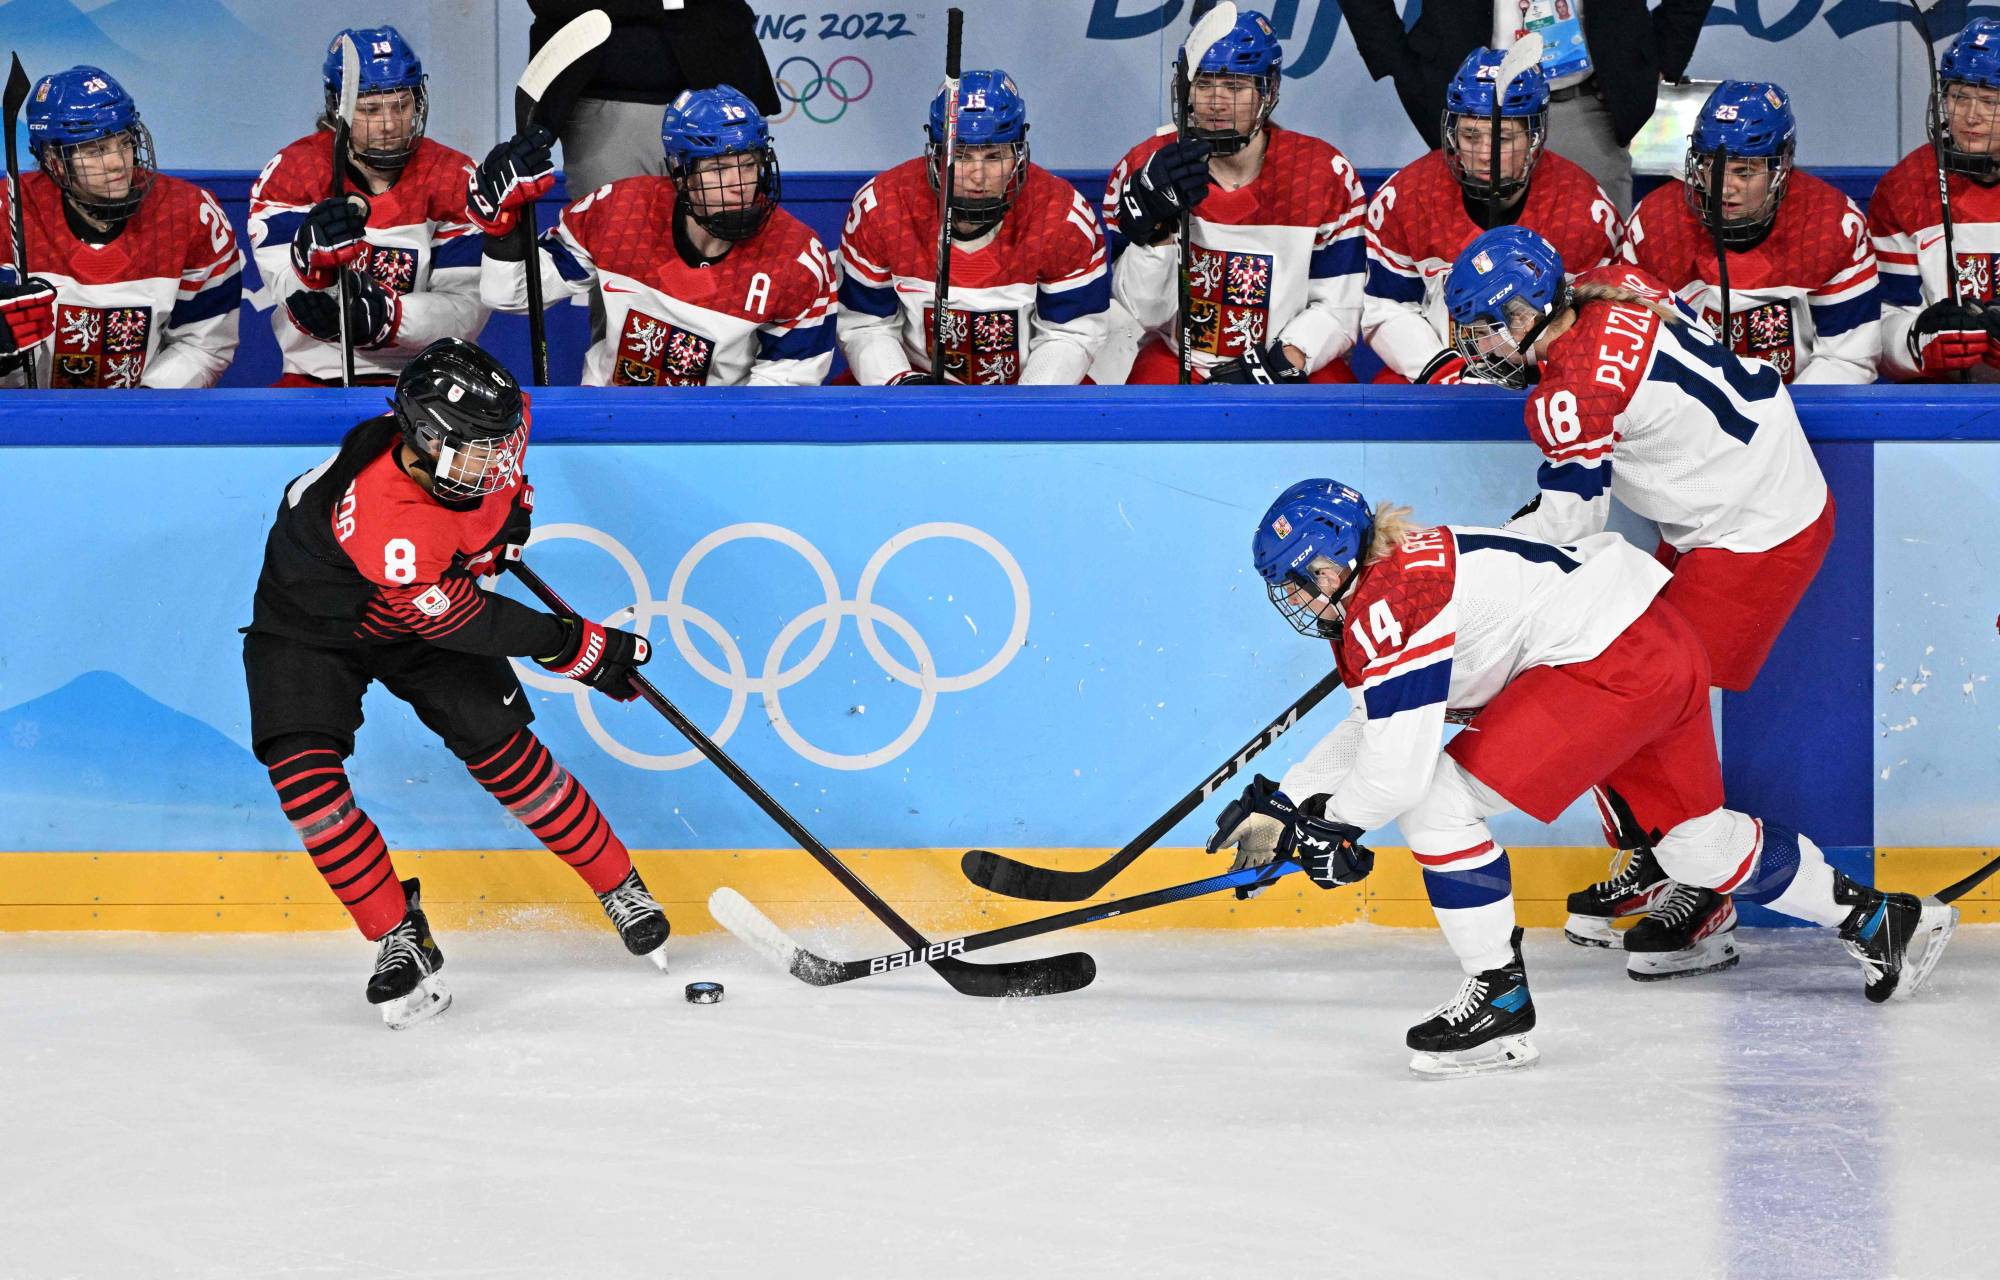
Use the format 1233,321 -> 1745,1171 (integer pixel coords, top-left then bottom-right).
599,878 -> 659,930
1430,975 -> 1488,1027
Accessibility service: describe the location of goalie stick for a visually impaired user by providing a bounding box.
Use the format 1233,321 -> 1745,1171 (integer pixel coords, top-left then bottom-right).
5,54 -> 36,389
506,559 -> 1094,998
514,8 -> 611,387
1175,1 -> 1236,385
962,666 -> 1347,901
329,35 -> 360,389
928,8 -> 963,381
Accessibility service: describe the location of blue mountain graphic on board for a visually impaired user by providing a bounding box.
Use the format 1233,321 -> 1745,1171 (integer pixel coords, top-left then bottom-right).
0,0 -> 145,69
0,670 -> 291,851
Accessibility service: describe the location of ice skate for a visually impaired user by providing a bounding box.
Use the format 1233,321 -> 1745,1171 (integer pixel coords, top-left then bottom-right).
1407,928 -> 1539,1079
1835,873 -> 1958,1003
366,878 -> 450,1030
1623,883 -> 1741,981
1563,844 -> 1674,948
598,867 -> 671,970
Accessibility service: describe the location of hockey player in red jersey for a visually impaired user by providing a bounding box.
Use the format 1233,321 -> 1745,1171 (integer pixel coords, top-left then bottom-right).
0,66 -> 241,389
246,28 -> 488,387
838,69 -> 1108,385
1103,9 -> 1367,384
1445,227 -> 1835,979
1362,48 -> 1622,384
473,85 -> 835,386
1623,81 -> 1880,384
243,339 -> 670,1028
1871,18 -> 2000,381
1208,479 -> 1956,1076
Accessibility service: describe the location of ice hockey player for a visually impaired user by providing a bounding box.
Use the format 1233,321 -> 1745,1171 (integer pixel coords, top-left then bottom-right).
838,69 -> 1108,385
1871,18 -> 2000,382
473,85 -> 836,386
1207,478 -> 1957,1077
1362,48 -> 1622,384
1623,81 -> 1880,384
242,338 -> 670,1028
1102,9 -> 1368,384
1441,226 -> 1835,979
0,65 -> 242,389
247,27 -> 489,387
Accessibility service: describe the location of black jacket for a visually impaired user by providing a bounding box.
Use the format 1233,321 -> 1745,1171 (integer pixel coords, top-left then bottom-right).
1336,0 -> 1714,148
527,0 -> 780,113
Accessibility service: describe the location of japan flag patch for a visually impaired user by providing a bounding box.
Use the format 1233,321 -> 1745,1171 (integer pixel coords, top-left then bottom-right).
412,585 -> 453,617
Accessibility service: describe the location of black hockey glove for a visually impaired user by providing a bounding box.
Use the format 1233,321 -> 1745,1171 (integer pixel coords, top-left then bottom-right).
889,369 -> 944,385
289,194 -> 371,289
0,275 -> 57,356
468,125 -> 557,236
285,270 -> 403,351
1208,341 -> 1306,385
1415,349 -> 1468,385
538,617 -> 651,702
1116,138 -> 1213,247
1207,774 -> 1372,893
1908,299 -> 1988,376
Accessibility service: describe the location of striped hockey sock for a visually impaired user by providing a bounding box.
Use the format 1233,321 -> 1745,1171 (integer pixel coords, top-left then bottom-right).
266,745 -> 406,940
465,730 -> 633,894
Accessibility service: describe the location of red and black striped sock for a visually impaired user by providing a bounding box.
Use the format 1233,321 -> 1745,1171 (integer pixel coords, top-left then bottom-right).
465,730 -> 632,894
265,743 -> 405,940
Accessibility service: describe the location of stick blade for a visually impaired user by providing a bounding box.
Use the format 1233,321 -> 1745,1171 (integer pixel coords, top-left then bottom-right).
335,35 -> 360,125
708,886 -> 818,979
961,848 -> 1111,902
1932,849 -> 2000,905
519,8 -> 612,121
1496,32 -> 1544,93
4,54 -> 28,118
934,951 -> 1097,998
944,8 -> 964,79
1183,1 -> 1240,72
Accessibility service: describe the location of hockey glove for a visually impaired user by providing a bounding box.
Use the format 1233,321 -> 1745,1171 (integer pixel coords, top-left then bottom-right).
538,617 -> 651,702
289,194 -> 371,289
1908,299 -> 1988,375
1416,349 -> 1467,385
1116,138 -> 1213,247
889,369 -> 944,385
1207,775 -> 1372,894
464,483 -> 533,577
285,270 -> 404,351
0,275 -> 57,356
467,125 -> 557,237
1207,341 -> 1306,385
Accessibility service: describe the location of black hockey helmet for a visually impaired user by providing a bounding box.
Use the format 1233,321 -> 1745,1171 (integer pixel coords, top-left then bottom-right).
389,338 -> 527,501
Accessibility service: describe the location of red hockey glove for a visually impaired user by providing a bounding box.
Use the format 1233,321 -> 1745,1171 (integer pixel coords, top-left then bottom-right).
467,126 -> 556,236
1908,300 -> 1988,375
538,617 -> 651,701
1416,349 -> 1468,385
0,275 -> 57,356
289,195 -> 371,288
889,369 -> 944,385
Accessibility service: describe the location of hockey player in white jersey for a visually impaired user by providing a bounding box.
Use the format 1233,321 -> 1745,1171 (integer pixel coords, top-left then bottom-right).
1207,480 -> 1956,1076
473,85 -> 835,386
837,69 -> 1108,384
1444,226 -> 1835,976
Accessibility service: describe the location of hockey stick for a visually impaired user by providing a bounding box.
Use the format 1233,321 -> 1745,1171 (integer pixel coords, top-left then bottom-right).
1913,1 -> 1963,310
1931,848 -> 2000,904
4,54 -> 36,389
715,856 -> 1322,988
1706,142 -> 1733,354
1176,1 -> 1235,385
962,665 -> 1348,901
330,35 -> 359,389
506,559 -> 1095,998
928,8 -> 963,382
1488,34 -> 1543,230
514,8 -> 612,388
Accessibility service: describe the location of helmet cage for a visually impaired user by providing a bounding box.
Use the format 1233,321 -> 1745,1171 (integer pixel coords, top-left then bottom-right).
1176,70 -> 1278,156
1932,79 -> 2000,180
1451,286 -> 1568,390
398,404 -> 527,502
40,120 -> 157,224
322,82 -> 430,176
1683,141 -> 1793,247
668,145 -> 781,242
1264,561 -> 1350,639
1442,109 -> 1548,204
925,136 -> 1030,238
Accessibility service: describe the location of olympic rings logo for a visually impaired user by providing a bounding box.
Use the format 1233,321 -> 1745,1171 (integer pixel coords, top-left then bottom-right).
511,521 -> 1030,771
772,54 -> 873,125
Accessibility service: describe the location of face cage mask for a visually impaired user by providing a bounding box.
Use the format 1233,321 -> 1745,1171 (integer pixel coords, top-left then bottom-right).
1932,83 -> 2000,182
1178,74 -> 1277,156
674,148 -> 781,242
45,123 -> 157,224
926,139 -> 1028,239
1266,566 -> 1350,640
1442,112 -> 1547,205
1452,291 -> 1565,390
321,86 -> 428,176
412,418 -> 527,502
1683,146 -> 1791,248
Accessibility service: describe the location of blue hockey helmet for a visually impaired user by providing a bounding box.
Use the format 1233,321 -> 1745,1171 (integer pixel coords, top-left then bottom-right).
322,27 -> 429,175
26,66 -> 156,222
1254,479 -> 1375,639
1444,226 -> 1570,388
1683,81 -> 1796,246
661,85 -> 781,242
1935,19 -> 2000,180
926,70 -> 1030,237
1442,48 -> 1551,205
1177,9 -> 1283,155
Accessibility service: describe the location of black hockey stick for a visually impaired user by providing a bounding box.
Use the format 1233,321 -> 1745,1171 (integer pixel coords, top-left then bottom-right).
507,559 -> 1094,998
714,855 -> 1327,988
1175,2 -> 1235,385
1706,142 -> 1733,356
1487,35 -> 1543,231
1913,1 -> 1963,309
4,53 -> 36,389
962,665 -> 1348,901
928,8 -> 963,382
514,9 -> 612,388
1931,848 -> 2000,904
329,35 -> 360,388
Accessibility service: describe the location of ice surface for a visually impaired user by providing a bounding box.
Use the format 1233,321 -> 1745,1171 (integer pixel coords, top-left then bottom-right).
2,926 -> 1996,1279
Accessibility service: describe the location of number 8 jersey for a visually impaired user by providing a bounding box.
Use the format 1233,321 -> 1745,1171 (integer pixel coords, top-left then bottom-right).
1505,266 -> 1828,556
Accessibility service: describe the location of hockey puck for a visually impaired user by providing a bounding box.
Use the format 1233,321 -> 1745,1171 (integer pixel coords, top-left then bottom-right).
684,981 -> 724,1005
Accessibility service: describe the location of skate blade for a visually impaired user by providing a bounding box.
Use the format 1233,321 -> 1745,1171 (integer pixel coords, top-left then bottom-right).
381,976 -> 452,1030
1627,936 -> 1741,982
643,943 -> 670,973
1409,1034 -> 1539,1080
1893,901 -> 1960,1001
1563,914 -> 1622,949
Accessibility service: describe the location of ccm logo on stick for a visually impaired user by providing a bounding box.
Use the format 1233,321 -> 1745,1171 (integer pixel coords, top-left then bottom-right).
1198,707 -> 1304,800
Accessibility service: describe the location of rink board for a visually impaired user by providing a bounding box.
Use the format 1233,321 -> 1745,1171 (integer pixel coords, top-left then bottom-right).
0,387 -> 1990,932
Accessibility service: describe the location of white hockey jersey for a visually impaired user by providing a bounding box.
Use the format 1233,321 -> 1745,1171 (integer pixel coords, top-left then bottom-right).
1505,266 -> 1828,556
1868,144 -> 2000,381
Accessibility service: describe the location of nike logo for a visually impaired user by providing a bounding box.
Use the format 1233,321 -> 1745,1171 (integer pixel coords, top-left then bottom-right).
1919,233 -> 1945,252
503,689 -> 519,706
603,283 -> 637,294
